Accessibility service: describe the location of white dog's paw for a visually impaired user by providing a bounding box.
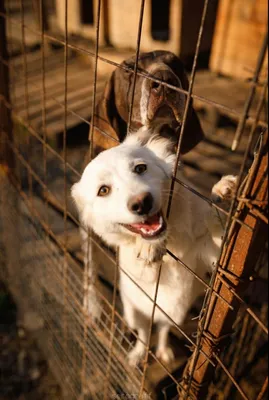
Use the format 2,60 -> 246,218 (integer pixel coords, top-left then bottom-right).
127,346 -> 146,367
156,346 -> 175,364
212,175 -> 238,204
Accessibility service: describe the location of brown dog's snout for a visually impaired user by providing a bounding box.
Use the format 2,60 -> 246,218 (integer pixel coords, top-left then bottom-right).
128,192 -> 153,216
144,65 -> 185,127
151,69 -> 179,95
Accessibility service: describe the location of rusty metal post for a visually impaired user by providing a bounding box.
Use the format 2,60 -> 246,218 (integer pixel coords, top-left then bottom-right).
181,132 -> 268,399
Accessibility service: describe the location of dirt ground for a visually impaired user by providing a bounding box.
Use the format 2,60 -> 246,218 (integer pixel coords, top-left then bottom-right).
0,281 -> 62,400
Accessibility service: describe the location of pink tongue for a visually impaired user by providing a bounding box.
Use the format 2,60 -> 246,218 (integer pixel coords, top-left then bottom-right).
131,214 -> 161,232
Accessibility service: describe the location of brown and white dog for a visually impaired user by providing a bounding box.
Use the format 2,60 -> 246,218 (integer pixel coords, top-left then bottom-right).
91,50 -> 204,158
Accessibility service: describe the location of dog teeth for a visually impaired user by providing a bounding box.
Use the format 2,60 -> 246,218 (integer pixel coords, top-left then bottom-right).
159,216 -> 163,224
141,228 -> 149,235
141,226 -> 162,237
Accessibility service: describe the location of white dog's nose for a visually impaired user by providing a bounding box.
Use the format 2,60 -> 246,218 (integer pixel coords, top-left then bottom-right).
128,192 -> 153,216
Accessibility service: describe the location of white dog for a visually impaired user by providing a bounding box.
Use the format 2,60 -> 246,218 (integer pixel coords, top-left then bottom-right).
72,129 -> 236,366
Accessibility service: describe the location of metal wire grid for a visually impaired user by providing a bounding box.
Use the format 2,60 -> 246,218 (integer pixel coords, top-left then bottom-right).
0,0 -> 268,399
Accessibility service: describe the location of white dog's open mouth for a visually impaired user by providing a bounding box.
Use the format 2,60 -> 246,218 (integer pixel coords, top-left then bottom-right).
121,211 -> 167,239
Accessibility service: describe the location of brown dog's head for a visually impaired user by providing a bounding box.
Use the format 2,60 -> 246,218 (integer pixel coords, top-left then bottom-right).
92,50 -> 204,157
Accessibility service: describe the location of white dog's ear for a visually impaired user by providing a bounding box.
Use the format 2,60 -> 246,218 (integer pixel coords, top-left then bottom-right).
71,182 -> 85,214
146,136 -> 177,177
125,128 -> 177,176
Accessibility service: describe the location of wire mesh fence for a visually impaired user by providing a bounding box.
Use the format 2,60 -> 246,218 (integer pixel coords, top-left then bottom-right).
0,0 -> 268,399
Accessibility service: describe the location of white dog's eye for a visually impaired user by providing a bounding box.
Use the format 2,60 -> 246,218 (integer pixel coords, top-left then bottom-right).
97,185 -> 111,197
134,164 -> 147,175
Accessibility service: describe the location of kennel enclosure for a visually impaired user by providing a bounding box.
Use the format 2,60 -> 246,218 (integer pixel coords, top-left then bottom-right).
0,0 -> 268,399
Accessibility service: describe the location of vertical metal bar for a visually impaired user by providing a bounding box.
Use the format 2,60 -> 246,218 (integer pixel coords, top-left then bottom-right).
166,0 -> 210,219
39,0 -> 48,227
138,261 -> 165,399
123,1 -> 153,397
89,0 -> 102,158
6,1 -> 16,111
86,0 -> 102,332
257,377 -> 268,400
127,0 -> 145,133
0,0 -> 21,312
38,0 -> 51,339
232,30 -> 268,151
32,0 -> 49,32
89,0 -> 123,394
0,0 -> 13,170
62,0 -> 69,348
6,0 -> 23,190
222,314 -> 250,399
239,83 -> 268,200
214,354 -> 249,400
82,0 -> 103,398
19,0 -> 34,210
245,303 -> 268,365
103,252 -> 119,399
19,0 -> 30,124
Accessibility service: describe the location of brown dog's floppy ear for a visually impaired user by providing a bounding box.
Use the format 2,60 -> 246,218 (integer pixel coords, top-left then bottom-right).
89,70 -> 127,158
180,103 -> 204,154
163,52 -> 205,154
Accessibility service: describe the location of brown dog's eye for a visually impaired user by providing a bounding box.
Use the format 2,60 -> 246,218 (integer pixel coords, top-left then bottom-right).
152,81 -> 160,91
134,164 -> 147,175
98,185 -> 110,197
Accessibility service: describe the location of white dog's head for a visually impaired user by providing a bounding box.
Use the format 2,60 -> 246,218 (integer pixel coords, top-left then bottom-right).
72,129 -> 176,246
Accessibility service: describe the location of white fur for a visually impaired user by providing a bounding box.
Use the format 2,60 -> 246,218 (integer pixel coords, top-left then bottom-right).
72,129 -> 236,366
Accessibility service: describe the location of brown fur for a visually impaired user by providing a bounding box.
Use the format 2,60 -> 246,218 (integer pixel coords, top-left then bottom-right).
90,50 -> 204,159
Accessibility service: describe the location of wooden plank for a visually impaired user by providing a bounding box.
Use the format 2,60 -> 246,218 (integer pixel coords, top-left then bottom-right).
193,70 -> 267,123
11,55 -> 78,92
8,0 -> 32,10
19,80 -> 104,122
210,0 -> 268,79
13,64 -> 91,108
183,141 -> 244,179
199,125 -> 252,154
42,98 -> 101,135
11,49 -> 73,78
21,230 -> 81,263
10,50 -> 107,136
7,12 -> 41,49
12,70 -> 92,117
